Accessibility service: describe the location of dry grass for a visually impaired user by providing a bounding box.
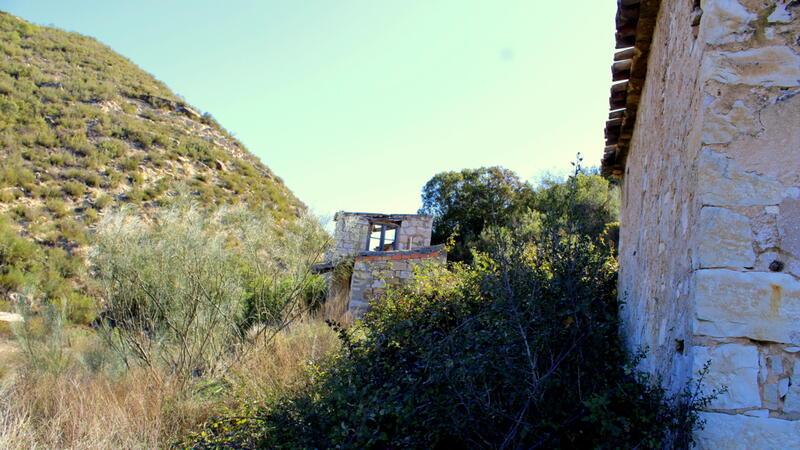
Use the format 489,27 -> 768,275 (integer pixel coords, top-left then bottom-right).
0,319 -> 339,449
0,370 -> 186,449
229,319 -> 340,403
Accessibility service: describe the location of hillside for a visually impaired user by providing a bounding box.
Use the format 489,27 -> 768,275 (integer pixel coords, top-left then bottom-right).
0,11 -> 305,303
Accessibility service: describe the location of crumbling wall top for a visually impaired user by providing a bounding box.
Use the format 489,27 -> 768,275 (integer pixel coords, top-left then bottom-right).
329,211 -> 434,260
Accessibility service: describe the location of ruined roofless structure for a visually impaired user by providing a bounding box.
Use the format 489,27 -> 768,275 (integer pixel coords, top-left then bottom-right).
602,0 -> 799,446
315,212 -> 446,318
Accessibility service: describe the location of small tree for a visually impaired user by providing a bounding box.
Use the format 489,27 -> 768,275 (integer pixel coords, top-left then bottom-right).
419,166 -> 534,262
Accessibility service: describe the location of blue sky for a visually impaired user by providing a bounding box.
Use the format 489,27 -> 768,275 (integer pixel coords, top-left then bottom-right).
3,1 -> 617,216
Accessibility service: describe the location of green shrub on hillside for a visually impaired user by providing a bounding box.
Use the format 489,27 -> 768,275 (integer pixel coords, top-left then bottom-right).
0,217 -> 42,294
93,193 -> 113,210
62,292 -> 96,326
61,181 -> 86,198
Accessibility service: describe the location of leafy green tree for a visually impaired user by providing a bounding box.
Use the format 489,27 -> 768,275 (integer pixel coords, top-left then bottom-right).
418,166 -> 534,262
419,163 -> 619,262
533,170 -> 619,240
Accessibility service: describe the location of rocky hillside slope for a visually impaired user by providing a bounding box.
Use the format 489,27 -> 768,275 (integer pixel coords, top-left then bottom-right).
0,11 -> 305,303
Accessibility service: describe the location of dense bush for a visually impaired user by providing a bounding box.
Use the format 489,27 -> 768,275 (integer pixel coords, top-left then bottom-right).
90,201 -> 329,379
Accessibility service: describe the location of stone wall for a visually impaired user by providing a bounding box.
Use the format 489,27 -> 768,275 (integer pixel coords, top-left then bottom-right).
618,0 -> 800,445
348,246 -> 446,316
329,212 -> 433,260
617,0 -> 706,397
396,215 -> 434,252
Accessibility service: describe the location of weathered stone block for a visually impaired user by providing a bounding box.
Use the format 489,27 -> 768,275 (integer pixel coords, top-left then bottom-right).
768,1 -> 794,23
767,355 -> 784,375
764,382 -> 780,409
694,413 -> 800,449
723,91 -> 800,187
694,269 -> 800,343
696,207 -> 755,268
698,149 -> 783,207
701,101 -> 759,144
785,362 -> 800,413
779,377 -> 790,398
752,212 -> 780,252
693,344 -> 761,409
703,46 -> 800,87
701,0 -> 755,45
779,197 -> 800,258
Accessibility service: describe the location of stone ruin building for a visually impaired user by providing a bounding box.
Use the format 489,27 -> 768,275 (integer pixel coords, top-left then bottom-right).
602,0 -> 799,446
315,212 -> 446,318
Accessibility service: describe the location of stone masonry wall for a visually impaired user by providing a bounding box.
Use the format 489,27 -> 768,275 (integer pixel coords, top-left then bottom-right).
348,246 -> 446,316
330,213 -> 371,260
618,0 -> 706,397
620,0 -> 800,445
690,1 -> 800,444
395,215 -> 434,252
329,212 -> 433,261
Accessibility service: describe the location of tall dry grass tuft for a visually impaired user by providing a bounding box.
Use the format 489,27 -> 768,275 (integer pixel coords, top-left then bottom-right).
0,368 -> 211,449
0,319 -> 338,449
230,320 -> 339,403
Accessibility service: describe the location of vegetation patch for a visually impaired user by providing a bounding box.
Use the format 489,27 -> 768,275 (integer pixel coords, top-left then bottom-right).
183,166 -> 715,449
0,11 -> 305,309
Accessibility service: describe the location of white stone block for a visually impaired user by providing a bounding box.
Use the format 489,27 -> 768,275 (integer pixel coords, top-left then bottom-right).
693,269 -> 800,344
763,383 -> 780,409
701,0 -> 755,45
768,2 -> 793,23
698,149 -> 783,207
785,383 -> 800,413
767,355 -> 784,375
702,101 -> 759,145
694,413 -> 800,449
693,344 -> 761,409
760,354 -> 769,384
696,207 -> 755,268
779,197 -> 800,259
794,360 -> 800,383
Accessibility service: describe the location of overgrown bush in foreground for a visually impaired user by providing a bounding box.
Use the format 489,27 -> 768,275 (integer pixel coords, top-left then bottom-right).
184,169 -> 710,449
90,201 -> 329,380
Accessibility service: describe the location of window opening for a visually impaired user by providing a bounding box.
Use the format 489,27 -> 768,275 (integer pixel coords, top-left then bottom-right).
366,222 -> 399,251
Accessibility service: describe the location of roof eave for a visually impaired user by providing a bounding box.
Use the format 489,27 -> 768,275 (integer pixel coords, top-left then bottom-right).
601,0 -> 662,178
